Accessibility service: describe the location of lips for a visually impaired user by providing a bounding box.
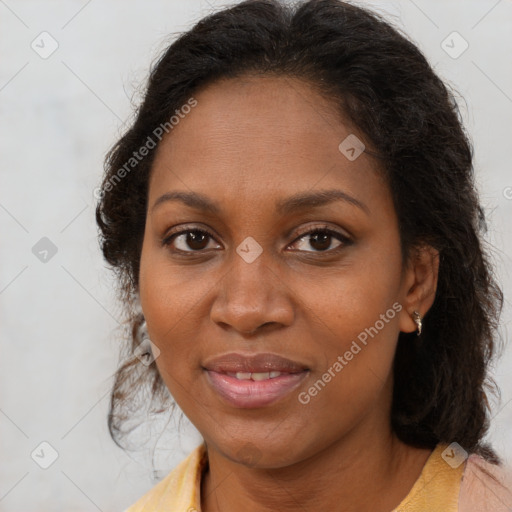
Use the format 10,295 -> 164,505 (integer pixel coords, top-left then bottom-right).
202,352 -> 309,408
203,352 -> 308,374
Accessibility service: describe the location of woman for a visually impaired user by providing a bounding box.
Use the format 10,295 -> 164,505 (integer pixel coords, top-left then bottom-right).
95,0 -> 512,510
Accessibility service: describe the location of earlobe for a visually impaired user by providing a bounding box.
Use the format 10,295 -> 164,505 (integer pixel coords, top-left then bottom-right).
399,308 -> 422,335
398,244 -> 440,334
411,310 -> 422,335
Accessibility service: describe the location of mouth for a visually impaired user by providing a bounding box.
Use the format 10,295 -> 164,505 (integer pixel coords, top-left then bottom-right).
202,352 -> 309,408
224,370 -> 289,380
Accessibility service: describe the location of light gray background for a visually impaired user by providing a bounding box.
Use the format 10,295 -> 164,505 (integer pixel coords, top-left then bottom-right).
1,0 -> 511,510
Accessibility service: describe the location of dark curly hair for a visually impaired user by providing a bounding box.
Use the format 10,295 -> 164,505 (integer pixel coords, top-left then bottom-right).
96,0 -> 505,464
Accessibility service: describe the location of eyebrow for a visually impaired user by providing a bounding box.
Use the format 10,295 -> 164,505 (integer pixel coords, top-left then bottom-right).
151,189 -> 370,216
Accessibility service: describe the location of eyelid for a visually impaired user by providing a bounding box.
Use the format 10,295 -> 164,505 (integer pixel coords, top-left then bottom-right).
291,223 -> 352,243
161,222 -> 352,253
287,224 -> 353,254
160,224 -> 221,247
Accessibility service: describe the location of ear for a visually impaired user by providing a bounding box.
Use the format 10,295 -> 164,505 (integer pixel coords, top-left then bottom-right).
398,243 -> 440,334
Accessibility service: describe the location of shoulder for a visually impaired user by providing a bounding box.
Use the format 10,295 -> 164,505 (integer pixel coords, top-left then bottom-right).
123,443 -> 207,512
458,452 -> 512,512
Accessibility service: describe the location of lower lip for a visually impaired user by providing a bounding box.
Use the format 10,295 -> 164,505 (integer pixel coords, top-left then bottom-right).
204,370 -> 308,408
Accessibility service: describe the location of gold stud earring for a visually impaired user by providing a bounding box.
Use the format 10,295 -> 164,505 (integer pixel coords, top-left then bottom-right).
412,310 -> 422,336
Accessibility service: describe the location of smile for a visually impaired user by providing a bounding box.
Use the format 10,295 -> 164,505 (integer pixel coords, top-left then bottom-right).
204,369 -> 309,408
226,371 -> 283,380
202,351 -> 310,408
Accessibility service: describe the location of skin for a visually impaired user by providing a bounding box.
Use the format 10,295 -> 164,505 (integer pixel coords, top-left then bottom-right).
139,74 -> 440,512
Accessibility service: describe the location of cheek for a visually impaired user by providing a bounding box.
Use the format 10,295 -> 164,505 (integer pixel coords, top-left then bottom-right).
292,237 -> 403,405
139,230 -> 203,331
297,235 -> 403,345
139,241 -> 195,368
296,273 -> 401,389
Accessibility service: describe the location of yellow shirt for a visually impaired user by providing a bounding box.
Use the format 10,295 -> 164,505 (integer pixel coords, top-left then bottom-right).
124,442 -> 512,511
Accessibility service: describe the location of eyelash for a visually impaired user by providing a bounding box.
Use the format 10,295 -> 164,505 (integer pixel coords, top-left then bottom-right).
161,224 -> 352,256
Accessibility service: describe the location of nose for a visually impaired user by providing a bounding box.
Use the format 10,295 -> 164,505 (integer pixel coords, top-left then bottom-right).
210,250 -> 295,336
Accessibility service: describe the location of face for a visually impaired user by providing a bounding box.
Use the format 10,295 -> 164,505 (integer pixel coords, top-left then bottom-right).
139,75 -> 418,468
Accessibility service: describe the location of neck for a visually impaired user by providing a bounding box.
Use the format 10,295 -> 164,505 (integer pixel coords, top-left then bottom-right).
201,420 -> 433,512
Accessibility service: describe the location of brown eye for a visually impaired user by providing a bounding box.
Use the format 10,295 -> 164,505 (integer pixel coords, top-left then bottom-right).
163,229 -> 220,253
290,228 -> 352,253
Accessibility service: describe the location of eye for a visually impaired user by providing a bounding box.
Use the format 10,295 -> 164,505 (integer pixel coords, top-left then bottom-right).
162,228 -> 221,253
161,224 -> 352,255
289,226 -> 352,253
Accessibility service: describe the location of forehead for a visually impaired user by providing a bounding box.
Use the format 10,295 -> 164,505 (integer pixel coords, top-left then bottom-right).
149,75 -> 387,214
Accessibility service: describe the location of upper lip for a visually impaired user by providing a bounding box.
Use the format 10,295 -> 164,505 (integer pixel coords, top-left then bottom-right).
203,352 -> 308,373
